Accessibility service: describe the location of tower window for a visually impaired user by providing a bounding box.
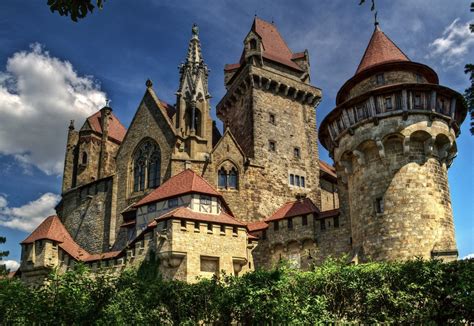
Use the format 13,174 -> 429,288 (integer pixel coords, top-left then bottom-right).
385,97 -> 393,110
207,223 -> 213,232
301,176 -> 305,188
295,175 -> 300,187
81,152 -> 88,165
375,197 -> 384,214
269,140 -> 276,152
294,147 -> 301,159
181,219 -> 187,229
290,174 -> 295,185
414,93 -> 422,108
269,113 -> 276,125
194,221 -> 200,230
249,38 -> 257,50
416,73 -> 423,83
376,73 -> 385,85
220,225 -> 225,233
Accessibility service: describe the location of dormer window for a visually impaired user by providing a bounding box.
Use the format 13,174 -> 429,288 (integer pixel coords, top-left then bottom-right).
199,195 -> 211,213
376,73 -> 385,85
249,38 -> 257,50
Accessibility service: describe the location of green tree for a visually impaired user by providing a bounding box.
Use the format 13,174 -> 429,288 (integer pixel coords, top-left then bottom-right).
0,236 -> 9,275
47,0 -> 106,22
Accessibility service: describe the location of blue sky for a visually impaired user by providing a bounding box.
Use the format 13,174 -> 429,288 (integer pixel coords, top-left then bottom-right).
0,0 -> 473,269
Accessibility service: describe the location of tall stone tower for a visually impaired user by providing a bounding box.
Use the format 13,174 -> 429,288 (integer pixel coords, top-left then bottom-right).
172,24 -> 214,168
216,18 -> 322,217
319,23 -> 467,262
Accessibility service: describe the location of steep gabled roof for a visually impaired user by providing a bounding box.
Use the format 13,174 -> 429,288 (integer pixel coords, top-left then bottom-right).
134,169 -> 221,207
355,24 -> 410,75
252,18 -> 303,71
22,215 -> 89,260
247,220 -> 269,232
156,207 -> 245,226
86,110 -> 127,143
265,198 -> 319,222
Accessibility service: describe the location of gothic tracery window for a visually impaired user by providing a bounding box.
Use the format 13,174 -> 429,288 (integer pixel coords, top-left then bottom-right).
133,140 -> 161,192
217,163 -> 238,190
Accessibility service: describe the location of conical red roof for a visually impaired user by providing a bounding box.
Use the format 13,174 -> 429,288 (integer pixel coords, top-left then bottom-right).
134,169 -> 221,207
355,25 -> 409,74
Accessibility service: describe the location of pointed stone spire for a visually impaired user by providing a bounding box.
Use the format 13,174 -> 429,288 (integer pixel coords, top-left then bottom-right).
178,23 -> 210,100
355,24 -> 410,75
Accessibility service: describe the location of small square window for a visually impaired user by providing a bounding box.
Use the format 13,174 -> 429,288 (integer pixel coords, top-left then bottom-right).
232,226 -> 238,235
385,97 -> 393,110
220,225 -> 225,233
288,218 -> 293,230
269,113 -> 276,125
302,215 -> 308,226
169,198 -> 178,208
376,73 -> 385,85
320,219 -> 326,231
194,221 -> 200,230
274,221 -> 279,231
181,219 -> 187,228
269,140 -> 276,152
294,147 -> 300,159
375,197 -> 384,214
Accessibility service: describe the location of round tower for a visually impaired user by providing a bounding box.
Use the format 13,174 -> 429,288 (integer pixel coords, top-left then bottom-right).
319,23 -> 467,262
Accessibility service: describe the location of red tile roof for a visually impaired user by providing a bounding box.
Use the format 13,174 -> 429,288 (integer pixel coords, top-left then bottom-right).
84,251 -> 122,262
355,25 -> 410,75
226,18 -> 304,73
86,109 -> 127,143
265,198 -> 319,222
319,160 -> 337,179
247,221 -> 269,232
318,209 -> 340,219
156,207 -> 245,226
22,215 -> 89,260
134,169 -> 221,207
252,18 -> 303,71
160,100 -> 176,120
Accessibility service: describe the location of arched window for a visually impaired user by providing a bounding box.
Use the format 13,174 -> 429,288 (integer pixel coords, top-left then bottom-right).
218,168 -> 227,189
217,163 -> 239,190
185,106 -> 202,137
133,140 -> 161,192
81,152 -> 88,165
249,39 -> 257,50
229,168 -> 238,189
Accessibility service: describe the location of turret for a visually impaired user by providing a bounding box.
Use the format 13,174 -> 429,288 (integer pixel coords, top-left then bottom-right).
62,120 -> 79,193
319,23 -> 467,262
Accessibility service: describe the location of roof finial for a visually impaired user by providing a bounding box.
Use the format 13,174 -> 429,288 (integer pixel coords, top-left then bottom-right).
192,23 -> 199,37
146,79 -> 153,88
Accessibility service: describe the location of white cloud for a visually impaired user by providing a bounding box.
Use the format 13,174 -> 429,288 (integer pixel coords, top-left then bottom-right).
0,43 -> 106,175
462,253 -> 474,260
0,260 -> 20,272
0,193 -> 60,232
427,18 -> 474,66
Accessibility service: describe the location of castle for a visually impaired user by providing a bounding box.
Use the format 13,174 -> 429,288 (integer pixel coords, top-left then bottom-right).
17,18 -> 467,283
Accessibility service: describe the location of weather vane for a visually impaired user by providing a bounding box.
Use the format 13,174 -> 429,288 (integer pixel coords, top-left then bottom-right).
192,23 -> 199,36
359,0 -> 378,26
105,98 -> 111,106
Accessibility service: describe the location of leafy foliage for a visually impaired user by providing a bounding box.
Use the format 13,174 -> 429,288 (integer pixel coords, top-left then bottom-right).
0,258 -> 473,324
0,236 -> 9,275
47,0 -> 105,22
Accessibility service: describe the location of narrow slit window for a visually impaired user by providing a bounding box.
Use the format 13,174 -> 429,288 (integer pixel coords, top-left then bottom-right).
375,197 -> 384,214
274,221 -> 279,231
288,218 -> 293,230
320,219 -> 326,231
